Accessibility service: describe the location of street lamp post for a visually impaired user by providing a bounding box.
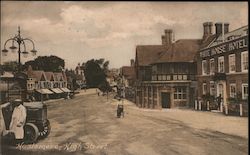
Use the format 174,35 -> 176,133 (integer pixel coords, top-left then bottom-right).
2,26 -> 38,72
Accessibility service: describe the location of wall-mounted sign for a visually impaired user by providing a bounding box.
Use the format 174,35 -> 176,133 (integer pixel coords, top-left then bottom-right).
200,36 -> 248,58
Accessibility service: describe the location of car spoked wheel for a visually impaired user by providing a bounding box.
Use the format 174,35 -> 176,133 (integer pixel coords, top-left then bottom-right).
24,123 -> 39,144
40,119 -> 51,138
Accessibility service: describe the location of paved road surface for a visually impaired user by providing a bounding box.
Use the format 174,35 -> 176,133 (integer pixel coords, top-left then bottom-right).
1,91 -> 248,155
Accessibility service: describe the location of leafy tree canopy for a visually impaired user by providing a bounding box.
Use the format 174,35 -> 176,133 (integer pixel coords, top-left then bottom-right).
23,55 -> 65,72
84,58 -> 110,89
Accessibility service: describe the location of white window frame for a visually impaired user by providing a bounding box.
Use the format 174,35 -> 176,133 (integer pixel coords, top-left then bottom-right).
174,87 -> 187,100
229,54 -> 236,73
241,51 -> 248,72
229,83 -> 236,98
202,60 -> 207,75
242,84 -> 248,99
210,58 -> 215,75
218,56 -> 224,73
210,81 -> 216,96
202,83 -> 207,95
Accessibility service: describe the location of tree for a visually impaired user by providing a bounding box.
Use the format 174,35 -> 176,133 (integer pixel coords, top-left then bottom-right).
0,61 -> 20,72
84,59 -> 107,88
23,55 -> 65,72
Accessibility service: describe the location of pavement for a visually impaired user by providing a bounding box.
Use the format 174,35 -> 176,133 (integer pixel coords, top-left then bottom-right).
1,89 -> 248,155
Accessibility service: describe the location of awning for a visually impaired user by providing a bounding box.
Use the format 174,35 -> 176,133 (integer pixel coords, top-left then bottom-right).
51,88 -> 63,94
60,87 -> 71,93
36,89 -> 54,94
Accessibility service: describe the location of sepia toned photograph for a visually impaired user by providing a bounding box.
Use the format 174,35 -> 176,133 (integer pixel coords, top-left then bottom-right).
0,1 -> 248,155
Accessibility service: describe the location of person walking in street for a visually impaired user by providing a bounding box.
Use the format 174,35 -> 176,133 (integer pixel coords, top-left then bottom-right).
9,99 -> 27,145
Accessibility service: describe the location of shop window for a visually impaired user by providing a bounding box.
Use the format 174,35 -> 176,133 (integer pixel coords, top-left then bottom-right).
174,87 -> 187,100
242,84 -> 248,99
229,54 -> 236,73
202,60 -> 208,75
202,83 -> 207,95
218,56 -> 224,73
210,81 -> 216,96
241,51 -> 248,72
230,83 -> 236,98
210,58 -> 215,74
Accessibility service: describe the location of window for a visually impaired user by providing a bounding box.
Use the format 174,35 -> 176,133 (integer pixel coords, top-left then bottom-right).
178,75 -> 182,80
162,75 -> 166,81
229,54 -> 236,73
218,56 -> 224,73
174,87 -> 187,100
230,83 -> 236,98
152,75 -> 157,81
241,51 -> 248,72
210,58 -> 215,74
202,60 -> 207,75
158,75 -> 162,81
173,75 -> 177,80
242,84 -> 248,99
210,81 -> 216,96
183,75 -> 187,80
202,83 -> 207,95
166,75 -> 171,80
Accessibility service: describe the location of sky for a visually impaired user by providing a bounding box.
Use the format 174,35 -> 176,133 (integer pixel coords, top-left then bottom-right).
0,1 -> 248,69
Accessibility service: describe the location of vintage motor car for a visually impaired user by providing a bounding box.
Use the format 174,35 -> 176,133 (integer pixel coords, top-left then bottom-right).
1,101 -> 51,144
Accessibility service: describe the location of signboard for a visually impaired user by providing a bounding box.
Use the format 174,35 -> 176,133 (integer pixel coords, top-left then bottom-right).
200,36 -> 248,58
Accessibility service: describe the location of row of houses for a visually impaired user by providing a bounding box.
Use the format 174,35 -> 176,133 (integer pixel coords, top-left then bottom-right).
131,22 -> 248,112
0,65 -> 71,103
26,65 -> 71,100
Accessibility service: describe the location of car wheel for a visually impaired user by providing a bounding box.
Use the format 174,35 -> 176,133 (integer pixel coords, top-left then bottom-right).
24,123 -> 39,144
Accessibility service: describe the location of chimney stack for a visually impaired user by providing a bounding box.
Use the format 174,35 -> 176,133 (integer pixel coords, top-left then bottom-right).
215,22 -> 229,37
203,22 -> 213,39
162,29 -> 173,46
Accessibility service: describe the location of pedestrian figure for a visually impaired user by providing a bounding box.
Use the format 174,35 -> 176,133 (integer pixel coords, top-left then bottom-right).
9,99 -> 27,145
217,94 -> 222,111
117,104 -> 124,118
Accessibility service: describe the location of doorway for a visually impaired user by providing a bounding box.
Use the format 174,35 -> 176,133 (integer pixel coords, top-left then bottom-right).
161,92 -> 171,108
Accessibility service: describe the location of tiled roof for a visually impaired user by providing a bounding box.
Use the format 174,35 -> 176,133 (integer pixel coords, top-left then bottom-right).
135,45 -> 168,66
121,66 -> 136,80
154,39 -> 201,64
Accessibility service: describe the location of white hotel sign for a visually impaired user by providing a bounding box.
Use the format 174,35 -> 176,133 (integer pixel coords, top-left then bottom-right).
200,36 -> 248,58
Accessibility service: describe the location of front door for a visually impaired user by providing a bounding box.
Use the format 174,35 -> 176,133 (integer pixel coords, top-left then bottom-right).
162,92 -> 171,108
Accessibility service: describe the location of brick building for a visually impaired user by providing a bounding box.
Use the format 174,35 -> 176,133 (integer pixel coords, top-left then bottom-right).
135,29 -> 201,109
197,23 -> 248,108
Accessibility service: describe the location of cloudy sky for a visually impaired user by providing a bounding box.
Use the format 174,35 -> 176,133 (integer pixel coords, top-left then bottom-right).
0,1 -> 248,69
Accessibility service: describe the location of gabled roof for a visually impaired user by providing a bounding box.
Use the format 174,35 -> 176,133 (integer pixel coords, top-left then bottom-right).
121,66 -> 136,80
44,72 -> 55,81
54,72 -> 67,82
135,45 -> 168,66
27,70 -> 47,81
154,39 -> 201,64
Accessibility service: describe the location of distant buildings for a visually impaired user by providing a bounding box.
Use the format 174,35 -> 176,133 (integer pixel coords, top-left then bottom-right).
74,63 -> 86,88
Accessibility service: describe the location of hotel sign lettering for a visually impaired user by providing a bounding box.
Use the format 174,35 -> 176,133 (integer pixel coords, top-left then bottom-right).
200,36 -> 248,58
